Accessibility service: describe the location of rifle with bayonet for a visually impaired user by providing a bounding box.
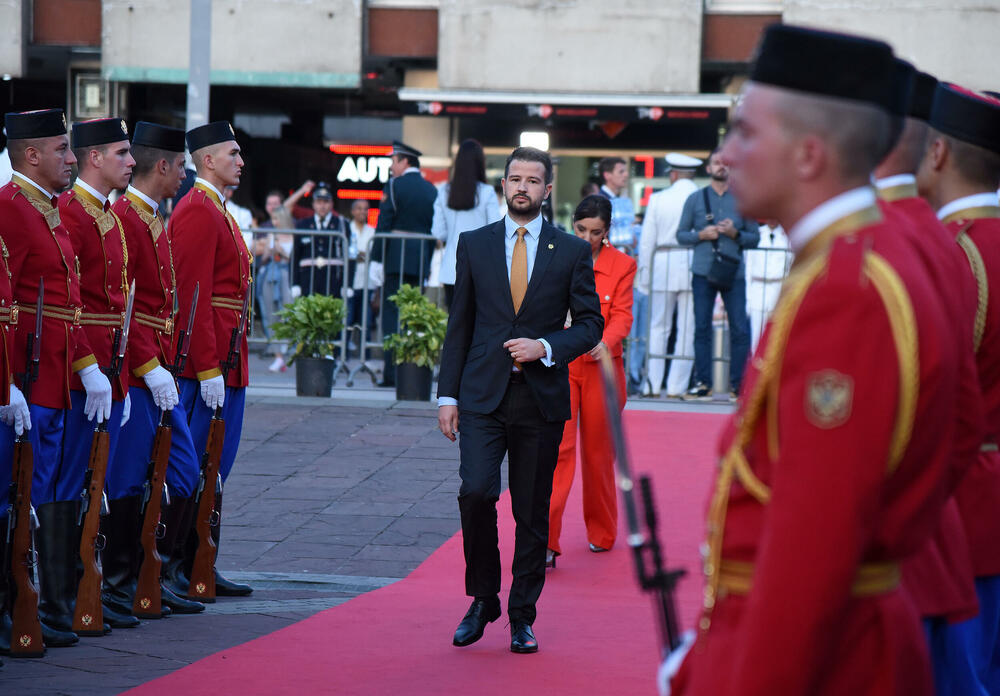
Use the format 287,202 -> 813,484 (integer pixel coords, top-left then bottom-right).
187,289 -> 248,603
73,282 -> 135,635
596,351 -> 686,656
5,280 -> 45,657
133,284 -> 197,618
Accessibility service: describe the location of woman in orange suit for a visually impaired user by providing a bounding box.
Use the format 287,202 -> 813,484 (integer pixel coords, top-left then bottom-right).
547,195 -> 636,567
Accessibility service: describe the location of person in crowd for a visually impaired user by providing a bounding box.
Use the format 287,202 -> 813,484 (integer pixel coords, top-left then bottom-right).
257,190 -> 295,372
372,140 -> 437,388
598,156 -> 635,254
224,184 -> 254,249
638,153 -> 702,397
580,180 -> 600,198
668,24 -> 965,696
676,148 -> 759,400
346,199 -> 381,353
432,139 -> 501,309
547,195 -> 635,567
293,182 -> 348,298
744,219 -> 789,351
437,146 -> 602,655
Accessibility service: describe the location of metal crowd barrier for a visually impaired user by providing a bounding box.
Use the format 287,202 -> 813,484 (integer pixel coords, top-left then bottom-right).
631,242 -> 793,396
347,231 -> 436,387
248,226 -> 351,381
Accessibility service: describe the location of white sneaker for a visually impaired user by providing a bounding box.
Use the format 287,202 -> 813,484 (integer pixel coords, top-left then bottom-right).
268,356 -> 286,372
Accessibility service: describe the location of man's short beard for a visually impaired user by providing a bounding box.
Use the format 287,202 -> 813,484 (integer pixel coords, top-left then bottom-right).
506,195 -> 542,218
710,171 -> 728,182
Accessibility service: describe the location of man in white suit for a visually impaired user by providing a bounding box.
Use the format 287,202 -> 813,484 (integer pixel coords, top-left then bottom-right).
637,153 -> 702,396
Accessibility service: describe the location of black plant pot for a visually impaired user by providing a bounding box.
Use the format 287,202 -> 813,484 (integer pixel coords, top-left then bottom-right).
396,362 -> 432,401
295,357 -> 335,397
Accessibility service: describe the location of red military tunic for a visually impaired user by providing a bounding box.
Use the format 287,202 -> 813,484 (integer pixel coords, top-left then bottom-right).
673,195 -> 959,696
877,182 -> 981,622
58,184 -> 130,401
941,197 -> 1000,578
168,181 -> 250,387
112,188 -> 176,388
0,174 -> 96,410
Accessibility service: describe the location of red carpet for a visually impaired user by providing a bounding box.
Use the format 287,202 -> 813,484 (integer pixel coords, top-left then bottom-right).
126,411 -> 724,696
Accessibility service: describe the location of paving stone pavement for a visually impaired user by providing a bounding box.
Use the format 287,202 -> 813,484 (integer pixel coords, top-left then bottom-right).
1,391 -> 466,695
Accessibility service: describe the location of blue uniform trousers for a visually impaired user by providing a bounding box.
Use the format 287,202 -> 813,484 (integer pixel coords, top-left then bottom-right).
59,390 -> 126,504
111,386 -> 200,500
178,378 -> 245,483
928,575 -> 1000,695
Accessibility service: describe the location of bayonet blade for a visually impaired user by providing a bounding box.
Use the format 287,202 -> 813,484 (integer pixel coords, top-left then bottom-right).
32,277 -> 44,362
234,289 -> 251,353
172,288 -> 179,319
118,280 -> 136,359
180,282 -> 199,359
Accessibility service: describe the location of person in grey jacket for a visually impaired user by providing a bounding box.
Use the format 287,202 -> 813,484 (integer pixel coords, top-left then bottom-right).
676,148 -> 759,398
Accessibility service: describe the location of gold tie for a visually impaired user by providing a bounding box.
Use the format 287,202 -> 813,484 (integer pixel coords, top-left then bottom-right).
510,227 -> 528,313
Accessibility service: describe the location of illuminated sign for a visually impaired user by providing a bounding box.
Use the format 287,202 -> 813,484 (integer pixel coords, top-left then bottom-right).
337,156 -> 392,184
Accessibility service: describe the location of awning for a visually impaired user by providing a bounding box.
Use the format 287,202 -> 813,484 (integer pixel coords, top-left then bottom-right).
397,88 -> 733,123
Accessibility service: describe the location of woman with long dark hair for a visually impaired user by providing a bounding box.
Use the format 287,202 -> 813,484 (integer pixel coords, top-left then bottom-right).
431,139 -> 501,307
547,194 -> 636,567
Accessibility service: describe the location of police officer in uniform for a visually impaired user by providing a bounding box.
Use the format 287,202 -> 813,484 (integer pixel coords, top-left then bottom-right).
293,182 -> 348,297
372,140 -> 437,387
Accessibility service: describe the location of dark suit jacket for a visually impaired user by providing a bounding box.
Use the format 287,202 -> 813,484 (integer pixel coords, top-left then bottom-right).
437,219 -> 604,422
293,214 -> 348,294
373,171 -> 438,279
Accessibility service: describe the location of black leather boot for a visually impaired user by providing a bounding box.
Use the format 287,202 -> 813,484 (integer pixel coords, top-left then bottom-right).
99,496 -> 142,627
157,496 -> 204,614
210,491 -> 252,597
0,526 -> 11,654
35,502 -> 81,647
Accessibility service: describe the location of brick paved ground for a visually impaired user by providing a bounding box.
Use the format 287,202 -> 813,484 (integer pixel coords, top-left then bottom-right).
1,356 -> 730,694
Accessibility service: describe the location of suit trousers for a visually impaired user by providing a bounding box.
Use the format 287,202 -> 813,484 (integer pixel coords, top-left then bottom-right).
548,356 -> 624,555
458,376 -> 564,625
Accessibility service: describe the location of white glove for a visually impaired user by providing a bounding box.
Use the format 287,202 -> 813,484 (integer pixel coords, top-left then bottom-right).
657,630 -> 695,696
0,384 -> 31,435
120,392 -> 131,427
142,365 -> 179,411
200,375 -> 225,410
78,363 -> 113,423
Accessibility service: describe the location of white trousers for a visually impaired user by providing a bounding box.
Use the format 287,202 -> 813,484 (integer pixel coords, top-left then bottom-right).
647,289 -> 695,396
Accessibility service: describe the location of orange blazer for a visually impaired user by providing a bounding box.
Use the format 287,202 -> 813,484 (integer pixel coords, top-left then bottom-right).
586,244 -> 636,361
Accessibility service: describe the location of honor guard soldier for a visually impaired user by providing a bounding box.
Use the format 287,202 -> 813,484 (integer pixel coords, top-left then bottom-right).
56,117 -> 138,633
916,82 -> 1000,695
0,109 -> 113,649
372,140 -> 437,387
168,121 -> 252,597
667,26 -> 963,695
874,66 -> 984,693
293,182 -> 349,297
106,122 -> 204,618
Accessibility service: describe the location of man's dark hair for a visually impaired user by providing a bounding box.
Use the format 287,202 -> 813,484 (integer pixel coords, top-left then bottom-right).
398,153 -> 419,169
943,133 -> 1000,189
573,193 -> 612,229
447,139 -> 487,211
265,189 -> 284,200
72,143 -> 112,172
580,179 -> 601,198
598,156 -> 626,183
131,144 -> 177,178
504,146 -> 553,184
5,138 -> 42,168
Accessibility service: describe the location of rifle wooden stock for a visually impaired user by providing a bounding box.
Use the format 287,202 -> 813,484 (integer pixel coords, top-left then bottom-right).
132,419 -> 172,618
187,415 -> 225,602
72,429 -> 109,636
10,439 -> 44,657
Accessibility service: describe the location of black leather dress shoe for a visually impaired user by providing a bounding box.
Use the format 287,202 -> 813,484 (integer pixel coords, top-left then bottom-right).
510,622 -> 538,654
102,603 -> 140,629
160,584 -> 205,614
214,570 -> 253,597
452,598 -> 501,647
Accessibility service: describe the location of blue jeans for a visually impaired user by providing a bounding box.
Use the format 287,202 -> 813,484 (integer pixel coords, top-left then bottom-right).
691,274 -> 751,391
628,289 -> 649,383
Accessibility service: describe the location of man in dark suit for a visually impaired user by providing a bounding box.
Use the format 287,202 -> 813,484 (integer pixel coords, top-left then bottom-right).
437,147 -> 603,654
293,182 -> 348,297
372,140 -> 437,386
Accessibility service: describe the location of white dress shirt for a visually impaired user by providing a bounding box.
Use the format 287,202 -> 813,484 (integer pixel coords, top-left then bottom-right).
126,185 -> 159,214
937,191 -> 1000,220
787,186 -> 876,254
194,177 -> 224,205
74,178 -> 108,207
11,170 -> 55,200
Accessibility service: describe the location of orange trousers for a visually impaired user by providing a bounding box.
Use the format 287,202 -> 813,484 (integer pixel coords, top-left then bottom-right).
547,354 -> 626,555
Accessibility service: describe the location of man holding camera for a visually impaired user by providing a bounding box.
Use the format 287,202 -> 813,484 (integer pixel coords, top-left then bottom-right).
677,149 -> 759,400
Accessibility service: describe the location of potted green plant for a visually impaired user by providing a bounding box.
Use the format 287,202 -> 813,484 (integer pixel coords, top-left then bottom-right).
383,284 -> 448,401
272,293 -> 346,397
